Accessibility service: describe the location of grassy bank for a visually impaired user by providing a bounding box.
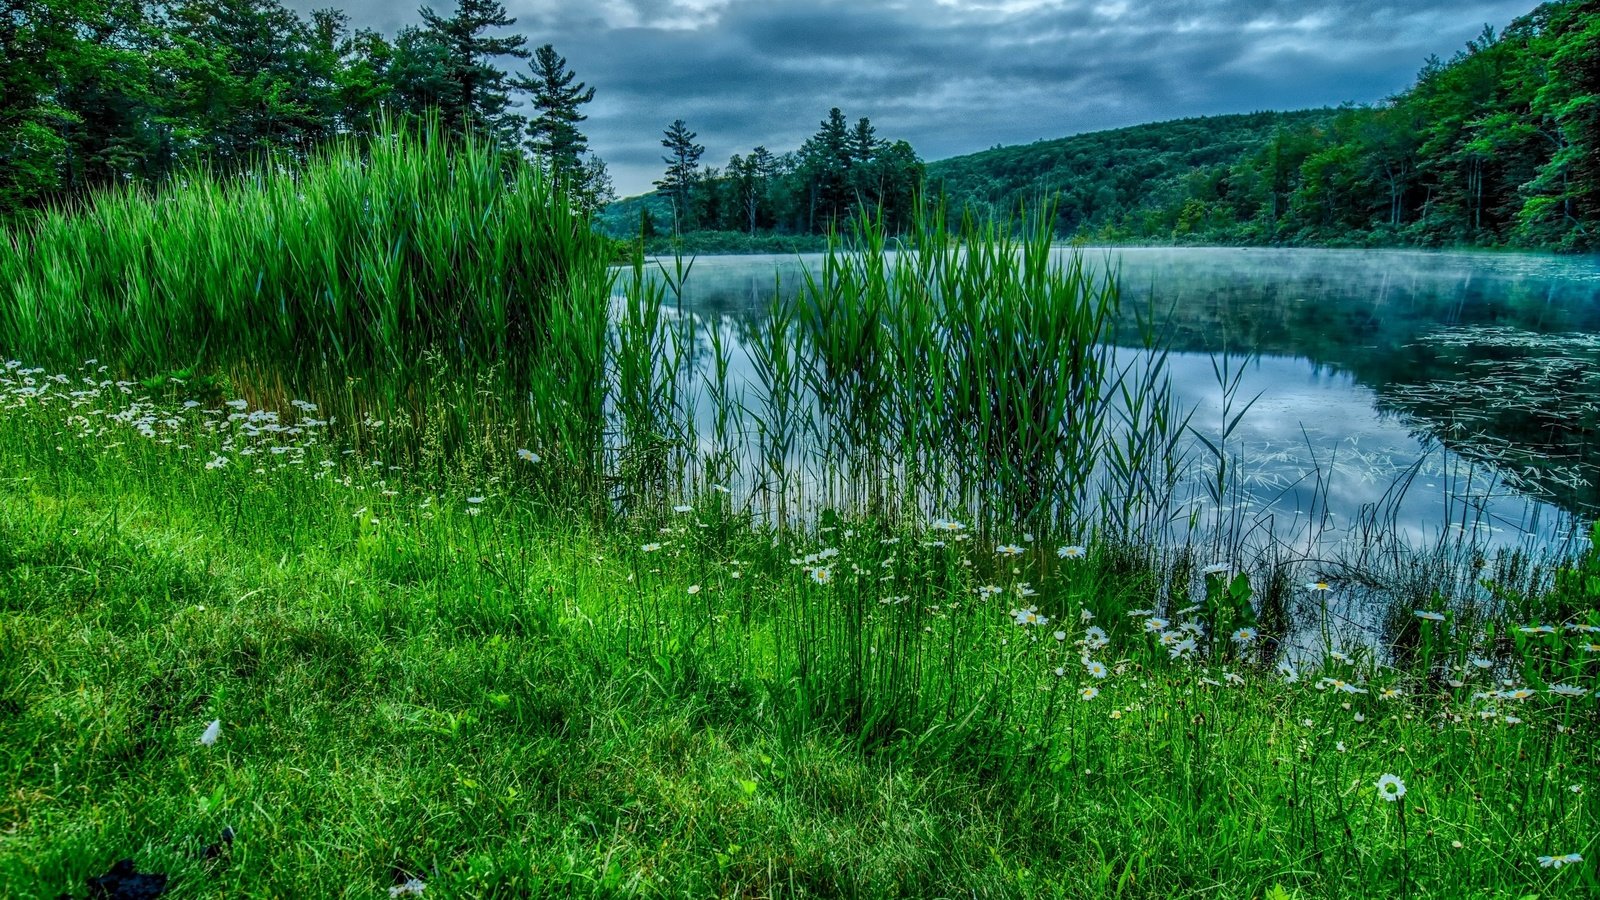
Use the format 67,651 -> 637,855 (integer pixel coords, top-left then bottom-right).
1,360 -> 1597,898
2,125 -> 1597,897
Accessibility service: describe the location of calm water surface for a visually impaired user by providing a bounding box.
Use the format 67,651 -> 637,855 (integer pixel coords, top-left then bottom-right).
633,247 -> 1600,551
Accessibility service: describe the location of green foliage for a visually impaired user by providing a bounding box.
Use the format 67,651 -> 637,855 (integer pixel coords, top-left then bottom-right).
0,357 -> 1597,897
929,110 -> 1340,238
415,0 -> 528,139
0,117 -> 611,375
0,1 -> 611,220
929,1 -> 1599,251
654,118 -> 706,231
614,108 -> 926,239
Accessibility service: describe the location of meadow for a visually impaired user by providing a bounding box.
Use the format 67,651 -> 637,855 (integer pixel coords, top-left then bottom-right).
1,124 -> 1596,898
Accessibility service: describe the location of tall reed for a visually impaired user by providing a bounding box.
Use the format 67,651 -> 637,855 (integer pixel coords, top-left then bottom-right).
0,116 -> 613,377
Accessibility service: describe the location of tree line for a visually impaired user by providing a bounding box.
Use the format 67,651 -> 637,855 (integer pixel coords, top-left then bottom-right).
642,108 -> 926,237
1,0 -> 613,215
932,0 -> 1599,250
5,0 -> 1594,250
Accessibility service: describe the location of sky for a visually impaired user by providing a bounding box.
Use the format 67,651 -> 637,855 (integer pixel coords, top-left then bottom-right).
285,0 -> 1539,196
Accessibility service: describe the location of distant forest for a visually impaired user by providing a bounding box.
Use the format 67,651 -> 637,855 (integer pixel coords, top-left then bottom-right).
3,0 -> 1597,250
618,0 -> 1600,252
934,2 -> 1600,248
933,1 -> 1599,251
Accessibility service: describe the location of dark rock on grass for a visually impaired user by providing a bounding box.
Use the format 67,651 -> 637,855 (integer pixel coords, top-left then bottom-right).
202,825 -> 236,860
85,859 -> 168,899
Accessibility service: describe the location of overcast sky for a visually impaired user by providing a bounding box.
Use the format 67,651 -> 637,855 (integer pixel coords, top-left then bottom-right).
284,0 -> 1536,196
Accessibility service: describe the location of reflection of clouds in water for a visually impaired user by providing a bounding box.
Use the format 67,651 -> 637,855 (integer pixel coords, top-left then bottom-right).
1167,351 -> 1559,550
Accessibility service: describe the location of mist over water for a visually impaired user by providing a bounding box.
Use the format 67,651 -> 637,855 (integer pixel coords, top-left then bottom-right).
624,247 -> 1600,554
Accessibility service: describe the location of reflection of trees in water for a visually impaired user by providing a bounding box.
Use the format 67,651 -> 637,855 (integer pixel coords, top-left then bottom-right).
645,251 -> 1600,517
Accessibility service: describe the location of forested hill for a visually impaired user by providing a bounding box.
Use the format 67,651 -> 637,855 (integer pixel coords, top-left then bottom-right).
925,110 -> 1338,237
931,1 -> 1600,250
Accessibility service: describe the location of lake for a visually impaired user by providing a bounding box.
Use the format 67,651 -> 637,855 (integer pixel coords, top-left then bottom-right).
625,247 -> 1600,555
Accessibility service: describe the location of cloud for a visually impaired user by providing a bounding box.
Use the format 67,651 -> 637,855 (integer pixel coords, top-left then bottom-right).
284,0 -> 1538,195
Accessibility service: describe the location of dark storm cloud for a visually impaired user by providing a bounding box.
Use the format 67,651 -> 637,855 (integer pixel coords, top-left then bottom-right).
284,0 -> 1537,194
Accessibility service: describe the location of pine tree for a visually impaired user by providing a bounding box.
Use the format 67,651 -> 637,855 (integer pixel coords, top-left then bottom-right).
510,43 -> 610,212
655,118 -> 704,232
416,0 -> 528,138
849,117 -> 881,164
511,44 -> 594,178
798,107 -> 855,230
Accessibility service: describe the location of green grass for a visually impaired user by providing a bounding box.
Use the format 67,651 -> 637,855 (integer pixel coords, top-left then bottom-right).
0,132 -> 1596,897
1,360 -> 1596,898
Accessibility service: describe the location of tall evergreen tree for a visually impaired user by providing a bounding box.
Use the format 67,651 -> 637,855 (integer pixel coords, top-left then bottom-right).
509,42 -> 610,212
849,116 -> 880,163
511,44 -> 594,177
800,107 -> 854,230
655,118 -> 704,231
416,0 -> 527,138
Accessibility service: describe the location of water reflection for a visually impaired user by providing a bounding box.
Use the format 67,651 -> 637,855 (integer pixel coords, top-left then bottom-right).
629,248 -> 1600,546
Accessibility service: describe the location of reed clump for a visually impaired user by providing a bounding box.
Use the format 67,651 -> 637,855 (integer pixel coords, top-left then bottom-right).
0,117 -> 613,376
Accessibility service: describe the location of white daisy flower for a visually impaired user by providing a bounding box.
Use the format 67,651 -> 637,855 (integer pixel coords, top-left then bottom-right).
1375,773 -> 1406,802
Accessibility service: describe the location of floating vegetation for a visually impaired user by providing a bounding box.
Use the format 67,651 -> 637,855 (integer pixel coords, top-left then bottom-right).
1384,326 -> 1600,514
